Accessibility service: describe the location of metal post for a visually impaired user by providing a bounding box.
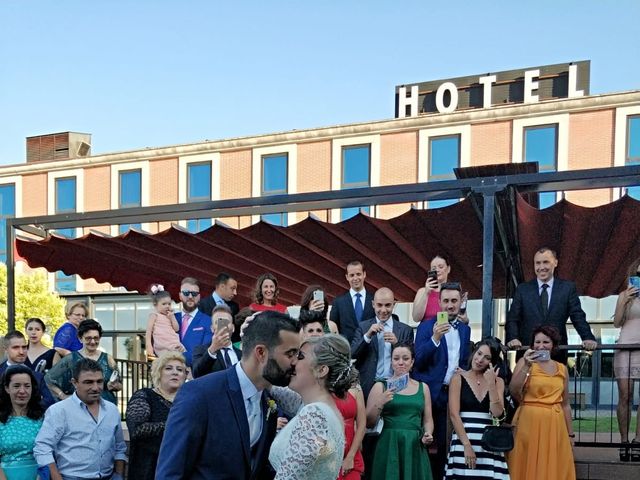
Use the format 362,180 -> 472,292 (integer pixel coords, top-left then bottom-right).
6,219 -> 15,331
481,193 -> 496,338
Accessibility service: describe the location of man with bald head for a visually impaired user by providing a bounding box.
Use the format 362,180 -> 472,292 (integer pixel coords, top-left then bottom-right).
350,287 -> 414,398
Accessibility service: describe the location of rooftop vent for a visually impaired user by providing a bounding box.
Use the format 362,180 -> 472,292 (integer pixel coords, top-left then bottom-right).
26,132 -> 92,163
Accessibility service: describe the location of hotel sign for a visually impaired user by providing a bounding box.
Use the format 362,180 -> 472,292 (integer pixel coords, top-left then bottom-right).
395,61 -> 590,117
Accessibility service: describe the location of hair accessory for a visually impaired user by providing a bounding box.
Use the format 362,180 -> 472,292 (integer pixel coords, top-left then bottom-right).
332,363 -> 353,387
150,284 -> 165,294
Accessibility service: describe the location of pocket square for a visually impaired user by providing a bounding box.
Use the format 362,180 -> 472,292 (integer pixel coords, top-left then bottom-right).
192,326 -> 204,331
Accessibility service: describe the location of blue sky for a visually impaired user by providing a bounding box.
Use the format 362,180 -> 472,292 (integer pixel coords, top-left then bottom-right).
1,1 -> 639,165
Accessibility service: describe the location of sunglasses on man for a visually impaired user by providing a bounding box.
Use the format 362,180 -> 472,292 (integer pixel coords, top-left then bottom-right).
181,290 -> 200,297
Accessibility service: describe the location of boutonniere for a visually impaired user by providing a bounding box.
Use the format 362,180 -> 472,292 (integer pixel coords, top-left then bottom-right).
266,399 -> 277,421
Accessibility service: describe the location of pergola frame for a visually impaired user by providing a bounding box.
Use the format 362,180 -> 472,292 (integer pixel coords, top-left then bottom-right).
6,164 -> 640,335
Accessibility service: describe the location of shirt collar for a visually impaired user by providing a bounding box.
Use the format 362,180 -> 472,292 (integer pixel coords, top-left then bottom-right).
70,392 -> 106,410
182,308 -> 199,318
235,362 -> 260,402
212,292 -> 225,305
376,317 -> 391,327
537,278 -> 555,290
350,288 -> 366,299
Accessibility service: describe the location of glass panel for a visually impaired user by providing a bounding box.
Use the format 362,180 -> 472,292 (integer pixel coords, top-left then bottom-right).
261,213 -> 288,226
342,145 -> 370,187
579,296 -> 598,321
599,296 -> 618,320
118,223 -> 141,234
187,218 -> 212,233
100,335 -> 114,357
136,303 -> 153,330
54,271 -> 76,293
55,177 -> 76,213
427,199 -> 458,209
628,115 -> 640,162
429,135 -> 459,179
262,154 -> 288,194
95,304 -> 115,330
120,170 -> 141,207
188,163 -> 212,201
537,192 -> 557,209
524,125 -> 557,170
0,219 -> 6,263
0,184 -> 16,216
115,304 -> 136,330
340,206 -> 370,221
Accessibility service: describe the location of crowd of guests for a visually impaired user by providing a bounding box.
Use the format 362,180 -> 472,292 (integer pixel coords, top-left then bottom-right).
0,248 -> 639,480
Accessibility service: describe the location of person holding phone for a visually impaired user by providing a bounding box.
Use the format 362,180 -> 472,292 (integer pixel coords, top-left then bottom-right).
191,305 -> 242,378
299,284 -> 339,335
507,325 -> 575,480
613,257 -> 640,460
366,342 -> 434,480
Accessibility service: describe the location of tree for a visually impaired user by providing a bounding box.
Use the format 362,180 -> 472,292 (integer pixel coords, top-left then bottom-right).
0,265 -> 66,336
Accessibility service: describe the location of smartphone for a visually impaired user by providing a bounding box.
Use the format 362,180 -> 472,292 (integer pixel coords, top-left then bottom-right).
216,317 -> 232,331
629,276 -> 640,296
459,297 -> 468,315
428,270 -> 438,282
533,350 -> 551,362
436,311 -> 449,325
109,370 -> 120,383
313,290 -> 324,303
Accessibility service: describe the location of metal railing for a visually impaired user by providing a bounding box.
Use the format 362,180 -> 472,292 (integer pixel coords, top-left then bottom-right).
114,358 -> 153,420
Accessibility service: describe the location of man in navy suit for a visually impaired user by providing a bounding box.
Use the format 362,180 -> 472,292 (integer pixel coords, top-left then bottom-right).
330,260 -> 375,343
175,277 -> 213,366
413,283 -> 471,480
192,305 -> 242,378
506,247 -> 597,362
0,331 -> 55,408
156,311 -> 301,480
199,272 -> 240,317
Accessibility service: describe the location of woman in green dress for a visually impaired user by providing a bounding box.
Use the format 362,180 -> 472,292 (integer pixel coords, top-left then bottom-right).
366,342 -> 435,480
45,319 -> 122,404
0,365 -> 45,480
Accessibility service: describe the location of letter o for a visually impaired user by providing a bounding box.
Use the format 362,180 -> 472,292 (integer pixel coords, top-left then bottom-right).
435,82 -> 459,113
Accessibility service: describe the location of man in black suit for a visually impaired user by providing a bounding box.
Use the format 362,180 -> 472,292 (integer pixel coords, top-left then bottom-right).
330,260 -> 374,343
199,272 -> 240,317
506,247 -> 597,362
192,305 -> 242,378
350,287 -> 414,398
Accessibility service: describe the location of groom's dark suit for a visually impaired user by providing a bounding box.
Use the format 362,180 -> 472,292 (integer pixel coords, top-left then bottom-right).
155,365 -> 277,480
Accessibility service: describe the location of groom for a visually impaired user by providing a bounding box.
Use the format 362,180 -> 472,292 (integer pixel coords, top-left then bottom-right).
156,311 -> 301,480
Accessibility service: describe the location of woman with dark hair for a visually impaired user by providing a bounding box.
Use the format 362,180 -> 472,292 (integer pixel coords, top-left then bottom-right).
126,351 -> 188,480
45,319 -> 122,404
445,338 -> 509,478
53,301 -> 88,357
366,342 -> 434,480
249,273 -> 287,313
507,325 -> 575,480
413,255 -> 468,323
0,365 -> 45,479
269,334 -> 357,479
613,257 -> 640,459
25,318 -> 59,373
299,285 -> 339,334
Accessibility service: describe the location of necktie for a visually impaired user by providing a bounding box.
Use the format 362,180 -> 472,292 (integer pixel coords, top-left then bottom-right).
354,293 -> 364,322
540,284 -> 549,318
180,313 -> 191,338
223,348 -> 233,369
248,392 -> 262,447
375,321 -> 387,378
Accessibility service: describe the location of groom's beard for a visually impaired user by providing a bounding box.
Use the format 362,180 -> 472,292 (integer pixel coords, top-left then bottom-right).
262,357 -> 292,387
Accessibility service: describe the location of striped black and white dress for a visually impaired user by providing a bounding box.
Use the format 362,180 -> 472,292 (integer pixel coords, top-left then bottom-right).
445,377 -> 510,479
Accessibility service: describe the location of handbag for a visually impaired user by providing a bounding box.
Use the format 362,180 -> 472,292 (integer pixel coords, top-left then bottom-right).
480,411 -> 514,452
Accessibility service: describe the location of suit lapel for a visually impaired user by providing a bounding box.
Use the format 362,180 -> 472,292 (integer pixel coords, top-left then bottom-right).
226,367 -> 251,468
529,280 -> 545,319
251,391 -> 272,475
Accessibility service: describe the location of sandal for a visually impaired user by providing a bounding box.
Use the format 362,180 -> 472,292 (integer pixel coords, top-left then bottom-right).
619,441 -> 630,461
631,439 -> 640,462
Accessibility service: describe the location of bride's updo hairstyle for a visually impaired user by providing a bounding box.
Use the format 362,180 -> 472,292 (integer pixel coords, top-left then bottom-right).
304,334 -> 359,398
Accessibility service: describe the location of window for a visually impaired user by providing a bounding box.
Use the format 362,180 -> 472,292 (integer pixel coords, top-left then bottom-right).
119,170 -> 142,234
428,135 -> 460,208
627,115 -> 640,199
53,177 -> 78,291
340,145 -> 370,221
524,124 -> 558,208
0,184 -> 16,263
186,162 -> 212,233
261,153 -> 288,226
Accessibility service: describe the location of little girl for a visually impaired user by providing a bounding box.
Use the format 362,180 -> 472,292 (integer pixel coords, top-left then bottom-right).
145,285 -> 186,356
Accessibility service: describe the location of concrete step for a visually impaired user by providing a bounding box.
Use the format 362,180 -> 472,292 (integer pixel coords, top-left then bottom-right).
574,446 -> 640,480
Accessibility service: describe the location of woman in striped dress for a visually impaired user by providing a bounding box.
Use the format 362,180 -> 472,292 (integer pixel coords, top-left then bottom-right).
446,338 -> 510,479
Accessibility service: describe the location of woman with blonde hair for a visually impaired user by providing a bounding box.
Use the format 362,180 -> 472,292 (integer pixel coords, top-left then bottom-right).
126,351 -> 188,480
53,301 -> 88,356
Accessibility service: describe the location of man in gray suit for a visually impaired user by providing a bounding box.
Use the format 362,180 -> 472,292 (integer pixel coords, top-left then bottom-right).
350,287 -> 414,398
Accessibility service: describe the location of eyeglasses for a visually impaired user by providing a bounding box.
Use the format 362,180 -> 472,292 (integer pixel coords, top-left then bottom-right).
181,290 -> 200,297
82,336 -> 100,342
441,282 -> 461,291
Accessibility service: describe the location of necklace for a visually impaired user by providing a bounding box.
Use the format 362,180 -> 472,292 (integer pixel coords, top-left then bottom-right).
154,387 -> 175,402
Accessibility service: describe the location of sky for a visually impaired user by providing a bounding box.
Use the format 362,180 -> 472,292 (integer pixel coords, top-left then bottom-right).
1,0 -> 639,165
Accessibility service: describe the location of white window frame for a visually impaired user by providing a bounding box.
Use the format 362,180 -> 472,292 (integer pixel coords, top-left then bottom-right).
178,153 -> 220,229
613,105 -> 640,200
251,144 -> 297,225
512,113 -> 569,203
330,135 -> 380,223
110,161 -> 150,236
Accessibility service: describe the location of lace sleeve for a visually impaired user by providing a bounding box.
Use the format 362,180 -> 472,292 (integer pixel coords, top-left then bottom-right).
125,389 -> 167,440
53,323 -> 76,349
274,404 -> 330,480
269,386 -> 303,417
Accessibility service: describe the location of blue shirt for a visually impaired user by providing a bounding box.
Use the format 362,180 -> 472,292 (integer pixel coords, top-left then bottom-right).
52,323 -> 83,352
33,393 -> 127,478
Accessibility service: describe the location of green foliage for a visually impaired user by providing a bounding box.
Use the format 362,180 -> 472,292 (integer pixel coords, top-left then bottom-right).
0,265 -> 66,337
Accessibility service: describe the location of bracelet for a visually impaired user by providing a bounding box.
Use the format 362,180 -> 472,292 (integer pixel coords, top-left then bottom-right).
568,433 -> 576,438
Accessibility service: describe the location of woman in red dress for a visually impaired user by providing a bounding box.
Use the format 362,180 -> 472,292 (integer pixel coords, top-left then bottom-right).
249,273 -> 288,313
334,385 -> 366,479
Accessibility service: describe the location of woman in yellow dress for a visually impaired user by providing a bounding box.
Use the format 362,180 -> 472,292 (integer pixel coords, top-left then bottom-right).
507,325 -> 576,480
